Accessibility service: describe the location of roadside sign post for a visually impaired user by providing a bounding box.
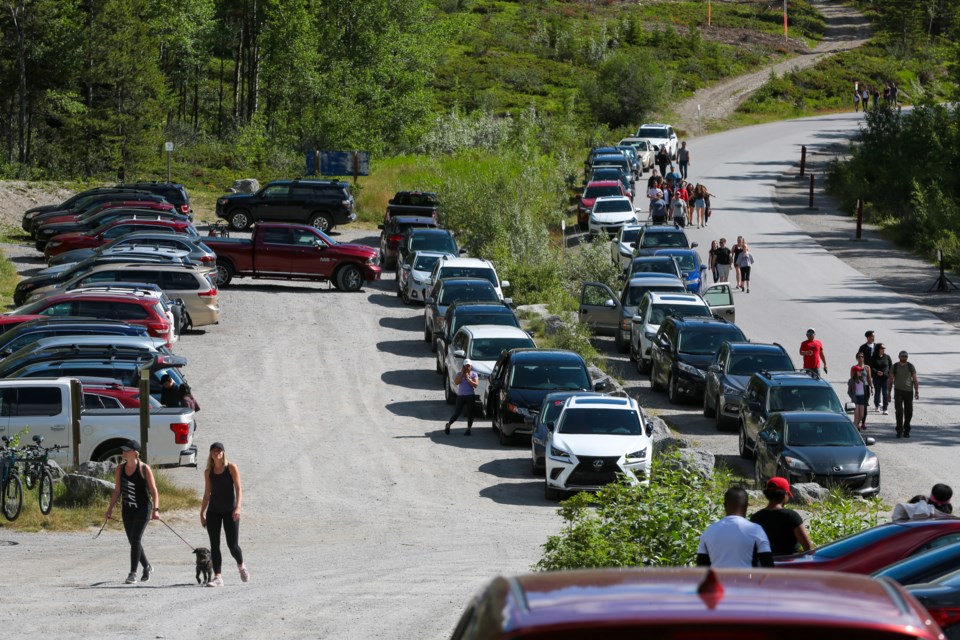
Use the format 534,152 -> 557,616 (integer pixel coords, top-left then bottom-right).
697,105 -> 702,137
164,141 -> 174,183
139,364 -> 151,462
855,199 -> 864,239
561,218 -> 566,256
784,1 -> 788,42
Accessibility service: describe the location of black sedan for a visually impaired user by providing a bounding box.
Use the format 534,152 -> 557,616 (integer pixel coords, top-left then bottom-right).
908,568 -> 960,638
753,411 -> 880,497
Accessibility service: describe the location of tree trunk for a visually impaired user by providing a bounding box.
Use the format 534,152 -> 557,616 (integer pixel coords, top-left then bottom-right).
218,56 -> 224,137
246,0 -> 259,118
233,25 -> 243,122
9,3 -> 28,163
193,63 -> 200,130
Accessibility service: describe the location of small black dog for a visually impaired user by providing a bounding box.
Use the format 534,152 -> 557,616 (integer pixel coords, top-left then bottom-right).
194,547 -> 213,585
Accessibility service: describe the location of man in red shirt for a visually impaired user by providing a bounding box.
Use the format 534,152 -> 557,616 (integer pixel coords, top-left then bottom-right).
799,328 -> 828,375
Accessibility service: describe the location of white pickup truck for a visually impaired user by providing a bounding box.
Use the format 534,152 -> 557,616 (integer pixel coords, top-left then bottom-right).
0,377 -> 198,468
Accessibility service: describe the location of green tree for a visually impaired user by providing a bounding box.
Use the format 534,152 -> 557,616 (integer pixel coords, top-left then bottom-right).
580,49 -> 671,128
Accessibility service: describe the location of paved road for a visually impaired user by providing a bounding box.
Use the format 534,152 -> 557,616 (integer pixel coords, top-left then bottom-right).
2,112 -> 958,639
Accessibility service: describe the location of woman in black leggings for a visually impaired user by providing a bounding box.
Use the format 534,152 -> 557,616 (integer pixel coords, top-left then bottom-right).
105,439 -> 160,584
200,442 -> 248,586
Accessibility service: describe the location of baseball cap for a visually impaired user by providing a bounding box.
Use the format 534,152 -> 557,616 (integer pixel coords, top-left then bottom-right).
806,328 -> 816,335
210,442 -> 225,452
120,439 -> 140,452
463,359 -> 473,367
899,350 -> 909,357
766,477 -> 793,497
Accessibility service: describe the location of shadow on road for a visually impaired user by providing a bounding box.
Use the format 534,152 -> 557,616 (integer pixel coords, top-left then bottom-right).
381,369 -> 441,391
376,339 -> 428,358
379,315 -> 423,332
479,481 -> 553,507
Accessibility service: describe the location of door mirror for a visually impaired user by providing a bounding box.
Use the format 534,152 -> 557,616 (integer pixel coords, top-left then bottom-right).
865,437 -> 876,446
401,264 -> 411,271
690,242 -> 698,248
844,402 -> 856,414
500,280 -> 510,288
603,299 -> 616,308
644,420 -> 653,437
453,349 -> 465,358
546,421 -> 556,432
594,380 -> 608,391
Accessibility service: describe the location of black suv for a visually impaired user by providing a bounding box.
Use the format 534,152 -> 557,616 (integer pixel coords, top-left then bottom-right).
649,315 -> 747,404
216,179 -> 355,233
378,216 -> 438,268
737,369 -> 846,459
434,301 -> 519,376
117,182 -> 192,216
485,349 -> 606,445
703,342 -> 794,431
632,224 -> 697,257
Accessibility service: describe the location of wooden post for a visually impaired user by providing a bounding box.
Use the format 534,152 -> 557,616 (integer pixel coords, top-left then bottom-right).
799,145 -> 806,176
855,199 -> 864,239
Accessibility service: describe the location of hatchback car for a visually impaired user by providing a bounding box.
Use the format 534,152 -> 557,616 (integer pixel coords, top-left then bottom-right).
423,278 -> 501,349
703,342 -> 794,430
649,315 -> 748,404
577,180 -> 628,230
48,231 -> 216,267
654,248 -> 706,294
443,324 -> 536,407
588,196 -> 638,237
450,568 -> 944,639
397,250 -> 445,304
633,224 -> 696,257
754,411 -> 880,497
435,301 -> 520,376
544,395 -> 651,500
377,215 -> 438,268
630,291 -> 713,373
484,349 -> 606,445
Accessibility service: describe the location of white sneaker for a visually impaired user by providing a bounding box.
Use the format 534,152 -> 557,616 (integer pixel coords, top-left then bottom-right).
206,575 -> 224,587
125,572 -> 138,584
882,409 -> 888,415
238,564 -> 250,583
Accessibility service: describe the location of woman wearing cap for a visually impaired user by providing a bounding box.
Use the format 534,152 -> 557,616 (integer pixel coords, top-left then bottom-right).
445,358 -> 479,436
849,352 -> 873,431
105,439 -> 160,584
750,478 -> 812,556
200,442 -> 248,586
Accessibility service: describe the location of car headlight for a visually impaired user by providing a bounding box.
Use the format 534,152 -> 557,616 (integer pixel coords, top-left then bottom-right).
550,445 -> 570,459
47,241 -> 61,248
366,255 -> 377,265
506,402 -> 535,419
722,383 -> 741,396
783,456 -> 810,471
626,448 -> 647,461
677,362 -> 704,377
860,456 -> 879,472
412,275 -> 427,284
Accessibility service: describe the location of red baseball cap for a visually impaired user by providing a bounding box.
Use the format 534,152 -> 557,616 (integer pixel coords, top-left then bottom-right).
766,477 -> 793,497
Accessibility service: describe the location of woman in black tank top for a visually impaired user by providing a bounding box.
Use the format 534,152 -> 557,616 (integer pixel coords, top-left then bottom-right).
105,439 -> 160,584
200,442 -> 248,586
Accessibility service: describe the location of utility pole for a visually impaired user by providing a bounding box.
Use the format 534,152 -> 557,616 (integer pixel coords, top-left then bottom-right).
708,0 -> 711,27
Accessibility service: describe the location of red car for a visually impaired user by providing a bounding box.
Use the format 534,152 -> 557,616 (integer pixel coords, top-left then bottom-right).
44,218 -> 196,259
34,200 -> 176,231
777,519 -> 960,574
451,568 -> 943,639
9,291 -> 176,347
81,380 -> 160,409
577,180 -> 629,230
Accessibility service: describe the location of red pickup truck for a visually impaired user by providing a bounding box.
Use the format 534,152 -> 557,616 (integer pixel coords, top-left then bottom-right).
204,223 -> 381,291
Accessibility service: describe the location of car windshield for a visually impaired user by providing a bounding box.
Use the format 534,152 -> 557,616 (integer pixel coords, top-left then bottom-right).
625,284 -> 683,306
728,353 -> 794,376
438,285 -> 498,306
641,232 -> 687,248
413,254 -> 441,271
509,363 -> 590,390
541,398 -> 568,425
620,228 -> 640,243
451,313 -> 518,335
769,387 -> 843,413
410,234 -> 456,254
811,525 -> 901,560
785,420 -> 862,446
664,254 -> 697,271
593,200 -> 632,214
558,408 -> 641,436
678,327 -> 746,355
469,337 -> 534,360
638,126 -> 669,139
584,186 -> 621,199
438,267 -> 497,285
632,260 -> 677,276
650,303 -> 709,325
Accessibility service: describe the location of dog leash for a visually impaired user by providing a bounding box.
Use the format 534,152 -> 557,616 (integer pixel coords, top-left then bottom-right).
158,516 -> 196,551
92,515 -> 116,539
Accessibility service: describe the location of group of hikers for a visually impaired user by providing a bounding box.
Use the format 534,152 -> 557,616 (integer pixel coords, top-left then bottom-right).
854,80 -> 899,112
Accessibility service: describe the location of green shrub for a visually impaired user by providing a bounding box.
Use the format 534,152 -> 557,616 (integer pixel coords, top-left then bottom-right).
806,490 -> 884,547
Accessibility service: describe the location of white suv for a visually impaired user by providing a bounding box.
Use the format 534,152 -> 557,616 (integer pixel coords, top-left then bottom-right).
629,291 -> 712,373
544,395 -> 652,500
427,256 -> 509,301
636,124 -> 678,159
589,196 -> 638,237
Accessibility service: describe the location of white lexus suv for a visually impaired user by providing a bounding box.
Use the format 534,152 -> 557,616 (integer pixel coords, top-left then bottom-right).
544,395 -> 652,500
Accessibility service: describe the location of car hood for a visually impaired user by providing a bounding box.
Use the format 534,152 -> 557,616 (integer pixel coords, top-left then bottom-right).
784,445 -> 872,474
410,268 -> 432,281
48,231 -> 90,244
469,361 -> 494,376
591,211 -> 635,224
49,248 -> 96,266
330,242 -> 377,259
676,352 -> 713,370
616,241 -> 633,256
35,262 -> 75,277
721,374 -> 750,393
220,193 -> 254,203
553,433 -> 649,458
38,222 -> 84,237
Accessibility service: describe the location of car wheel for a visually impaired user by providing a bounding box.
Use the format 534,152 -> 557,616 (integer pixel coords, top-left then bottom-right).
703,391 -> 715,417
545,482 -> 563,502
228,210 -> 251,231
636,355 -> 649,375
668,374 -> 681,404
649,360 -> 662,391
335,264 -> 363,292
715,398 -> 726,431
214,260 -> 234,287
499,426 -> 511,446
423,322 -> 432,343
435,351 -> 444,375
739,422 -> 752,459
309,213 -> 334,233
445,377 -> 456,405
401,286 -> 412,305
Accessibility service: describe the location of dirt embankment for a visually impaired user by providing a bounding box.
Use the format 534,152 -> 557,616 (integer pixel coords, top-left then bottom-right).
0,181 -> 75,228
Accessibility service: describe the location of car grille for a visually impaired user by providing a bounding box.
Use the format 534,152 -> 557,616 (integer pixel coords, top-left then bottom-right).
567,456 -> 620,487
808,473 -> 869,490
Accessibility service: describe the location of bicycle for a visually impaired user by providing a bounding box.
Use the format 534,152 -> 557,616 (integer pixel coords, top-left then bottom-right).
207,221 -> 230,238
20,435 -> 65,515
0,436 -> 23,521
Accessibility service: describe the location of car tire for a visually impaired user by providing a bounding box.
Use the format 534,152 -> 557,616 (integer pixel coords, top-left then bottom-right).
668,374 -> 681,404
544,482 -> 563,502
703,391 -> 716,417
228,210 -> 251,231
636,355 -> 649,375
214,260 -> 234,287
445,377 -> 456,405
335,264 -> 363,292
532,458 -> 545,477
739,422 -> 752,460
649,360 -> 662,391
309,213 -> 334,233
435,351 -> 444,375
499,426 -> 511,446
715,398 -> 726,431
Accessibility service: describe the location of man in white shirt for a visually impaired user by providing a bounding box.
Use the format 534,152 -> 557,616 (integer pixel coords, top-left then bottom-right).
697,487 -> 774,568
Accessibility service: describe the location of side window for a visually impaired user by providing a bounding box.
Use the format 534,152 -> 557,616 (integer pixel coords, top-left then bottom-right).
290,186 -> 315,198
0,389 -> 12,417
83,394 -> 107,409
581,283 -> 612,306
111,303 -> 149,320
40,302 -> 76,317
162,272 -> 200,290
637,297 -> 649,321
703,285 -> 733,307
290,229 -> 318,246
262,228 -> 291,245
81,271 -> 120,285
766,415 -> 784,438
120,271 -> 162,286
746,380 -> 760,402
261,185 -> 289,199
13,386 -> 63,416
913,534 -> 960,555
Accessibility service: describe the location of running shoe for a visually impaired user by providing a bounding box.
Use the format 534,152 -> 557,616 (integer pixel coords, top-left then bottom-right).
207,575 -> 224,587
141,565 -> 153,582
125,572 -> 138,584
239,564 -> 250,583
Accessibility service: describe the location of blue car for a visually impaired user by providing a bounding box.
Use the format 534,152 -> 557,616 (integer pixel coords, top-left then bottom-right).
655,248 -> 706,294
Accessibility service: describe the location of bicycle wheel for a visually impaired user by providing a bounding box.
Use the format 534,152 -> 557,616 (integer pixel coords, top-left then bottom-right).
3,474 -> 22,521
23,464 -> 36,490
38,469 -> 54,515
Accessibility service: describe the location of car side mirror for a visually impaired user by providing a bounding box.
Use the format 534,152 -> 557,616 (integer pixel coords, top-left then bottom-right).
453,349 -> 465,358
501,280 -> 510,288
644,420 -> 653,437
700,265 -> 707,271
458,248 -> 467,254
844,402 -> 856,414
503,298 -> 514,307
603,299 -> 617,308
594,380 -> 608,391
865,437 -> 876,446
401,264 -> 411,271
546,421 -> 556,432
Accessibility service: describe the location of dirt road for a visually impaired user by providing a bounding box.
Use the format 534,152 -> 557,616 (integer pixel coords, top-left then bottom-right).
674,0 -> 872,134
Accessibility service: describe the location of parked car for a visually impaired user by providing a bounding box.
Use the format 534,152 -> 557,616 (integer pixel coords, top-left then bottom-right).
384,191 -> 440,222
22,187 -> 146,225
610,224 -> 643,270
81,379 -> 162,410
754,411 -> 880,497
649,315 -> 748,404
738,369 -> 847,460
484,348 -> 606,445
427,256 -> 510,302
215,179 -> 355,233
653,248 -> 706,294
58,283 -> 187,337
0,318 -> 150,359
776,519 -> 960,574
204,222 -> 380,291
636,123 -> 679,158
630,291 -> 714,373
397,250 -> 445,304
48,231 -> 216,268
703,342 -> 794,430
8,335 -> 172,363
875,542 -> 960,586
530,391 -> 603,476
618,137 -> 654,170
544,395 -> 652,500
378,215 -> 438,268
34,204 -> 184,248
616,145 -> 641,178
443,324 -> 536,406
449,568 -> 944,639
590,154 -> 634,186
579,276 -> 687,351
423,278 -> 500,350
587,166 -> 633,200
435,301 -> 520,376
588,196 -> 638,237
397,228 -> 461,267
633,224 -> 696,257
116,181 -> 192,216
44,218 -> 198,259
25,192 -> 164,234
908,568 -> 960,639
577,180 -> 629,231
620,255 -> 683,281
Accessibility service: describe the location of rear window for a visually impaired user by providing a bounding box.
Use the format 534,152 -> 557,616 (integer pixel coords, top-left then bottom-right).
678,326 -> 746,355
728,352 -> 793,376
813,525 -> 902,560
632,261 -> 677,276
452,313 -> 518,335
584,186 -> 621,199
621,228 -> 640,243
409,234 -> 456,254
769,386 -> 843,413
641,232 -> 687,248
438,285 -> 499,305
593,200 -> 633,214
438,267 -> 497,285
650,303 -> 709,325
665,254 -> 697,271
469,336 -> 534,360
638,126 -> 669,138
559,408 -> 641,436
508,362 -> 590,390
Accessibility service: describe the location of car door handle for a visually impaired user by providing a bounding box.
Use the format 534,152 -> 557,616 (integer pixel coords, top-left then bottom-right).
52,424 -> 67,431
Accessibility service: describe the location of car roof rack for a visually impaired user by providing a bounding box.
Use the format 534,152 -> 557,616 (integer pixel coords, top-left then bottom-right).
758,369 -> 816,380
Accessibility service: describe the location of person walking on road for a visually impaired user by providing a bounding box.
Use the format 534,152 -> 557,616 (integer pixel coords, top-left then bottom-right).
799,328 -> 828,376
692,184 -> 714,228
872,343 -> 892,414
677,141 -> 690,180
750,478 -> 812,556
889,351 -> 919,438
708,240 -> 719,283
736,242 -> 754,293
714,238 -> 732,283
656,145 -> 670,177
201,442 -> 249,587
105,439 -> 159,585
849,352 -> 873,431
854,89 -> 861,112
445,359 -> 479,436
858,330 -> 878,407
733,236 -> 745,290
697,487 -> 773,568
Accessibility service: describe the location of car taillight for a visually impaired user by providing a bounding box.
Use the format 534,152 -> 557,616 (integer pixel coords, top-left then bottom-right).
147,322 -> 170,336
198,287 -> 217,297
929,607 -> 960,629
199,255 -> 214,263
389,234 -> 403,244
179,204 -> 190,214
169,422 -> 190,444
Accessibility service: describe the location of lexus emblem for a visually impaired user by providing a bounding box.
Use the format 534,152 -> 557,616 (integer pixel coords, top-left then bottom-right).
593,459 -> 604,471
833,466 -> 842,472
